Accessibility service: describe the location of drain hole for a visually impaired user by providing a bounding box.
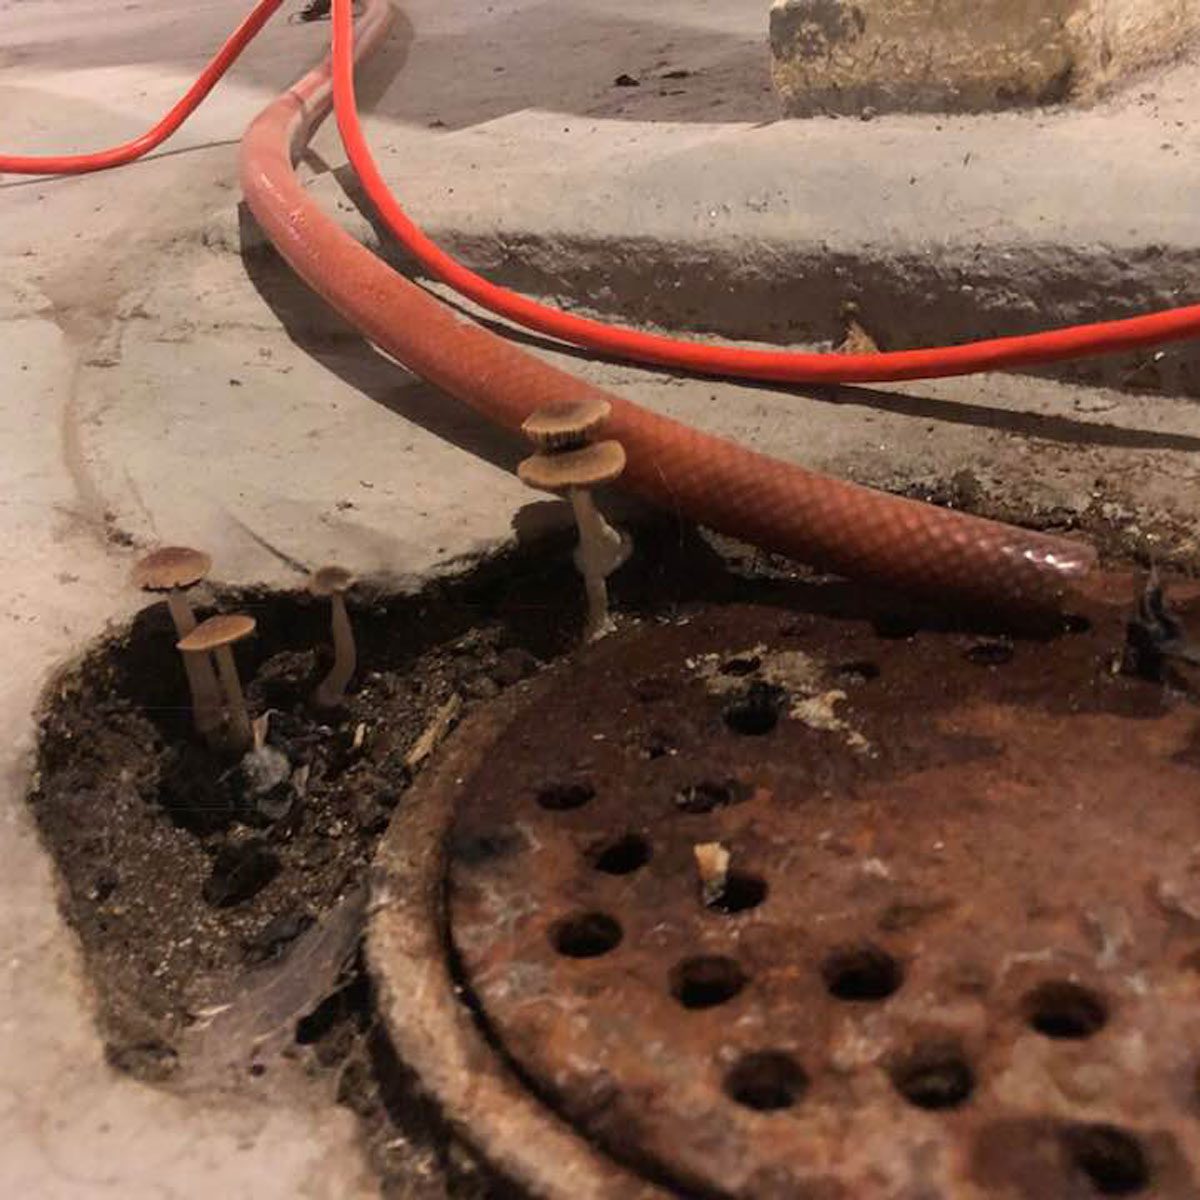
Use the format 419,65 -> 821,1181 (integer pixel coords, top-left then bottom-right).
707,871 -> 768,914
723,682 -> 785,736
1025,981 -> 1108,1040
724,1051 -> 808,1112
873,614 -> 919,640
891,1044 -> 975,1111
721,655 -> 761,677
591,833 -> 652,875
641,728 -> 676,760
822,943 -> 903,1002
1062,1124 -> 1150,1195
670,955 -> 748,1009
550,912 -> 622,958
536,781 -> 595,811
675,778 -> 752,814
965,640 -> 1014,666
837,660 -> 880,682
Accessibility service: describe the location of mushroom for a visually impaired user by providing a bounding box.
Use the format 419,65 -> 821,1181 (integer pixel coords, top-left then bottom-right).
521,396 -> 612,452
310,566 -> 357,708
518,439 -> 628,640
178,614 -> 257,754
131,546 -> 222,738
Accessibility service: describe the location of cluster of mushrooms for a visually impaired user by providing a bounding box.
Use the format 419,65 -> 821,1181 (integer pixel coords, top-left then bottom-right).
131,549 -> 357,756
132,401 -> 628,751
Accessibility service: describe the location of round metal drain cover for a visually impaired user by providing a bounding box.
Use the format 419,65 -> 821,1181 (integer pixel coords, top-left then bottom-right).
381,597 -> 1200,1198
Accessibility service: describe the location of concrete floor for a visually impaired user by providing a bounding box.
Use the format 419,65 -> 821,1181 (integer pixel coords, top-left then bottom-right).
3,0 -> 1200,1194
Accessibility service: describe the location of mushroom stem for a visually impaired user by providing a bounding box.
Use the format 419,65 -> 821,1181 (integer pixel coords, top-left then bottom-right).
213,645 -> 253,755
314,593 -> 357,708
165,589 -> 223,738
569,488 -> 626,640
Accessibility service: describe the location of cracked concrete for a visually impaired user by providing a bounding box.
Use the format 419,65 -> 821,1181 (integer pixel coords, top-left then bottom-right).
3,0 -> 1200,1195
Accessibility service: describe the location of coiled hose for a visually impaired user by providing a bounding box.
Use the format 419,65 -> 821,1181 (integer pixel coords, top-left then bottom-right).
5,0 -> 1119,606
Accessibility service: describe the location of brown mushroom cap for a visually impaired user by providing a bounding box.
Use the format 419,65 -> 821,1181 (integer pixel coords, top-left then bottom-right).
177,613 -> 256,653
521,398 -> 611,450
517,440 -> 626,493
310,565 -> 355,596
132,546 -> 212,591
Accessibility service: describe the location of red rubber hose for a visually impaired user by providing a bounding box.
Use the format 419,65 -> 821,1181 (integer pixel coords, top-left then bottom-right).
330,0 -> 1200,385
240,0 -> 1095,611
0,0 -> 284,175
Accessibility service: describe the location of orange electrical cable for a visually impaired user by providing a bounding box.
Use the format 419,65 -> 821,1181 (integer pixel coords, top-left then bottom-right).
0,0 -> 284,175
329,0 -> 1200,385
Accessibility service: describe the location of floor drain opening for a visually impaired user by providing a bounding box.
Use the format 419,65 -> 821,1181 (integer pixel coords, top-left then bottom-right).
536,781 -> 595,811
965,640 -> 1015,666
641,728 -> 676,759
669,955 -> 748,1009
822,943 -> 903,1002
722,682 -> 785,736
720,655 -> 761,677
675,778 -> 752,814
590,833 -> 651,876
706,871 -> 768,914
1025,980 -> 1108,1040
724,1051 -> 808,1112
1063,1124 -> 1150,1195
873,615 -> 920,640
550,912 -> 622,958
890,1044 -> 975,1111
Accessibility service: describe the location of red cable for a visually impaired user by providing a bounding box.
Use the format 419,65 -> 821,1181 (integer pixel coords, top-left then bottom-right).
0,0 -> 284,175
330,0 -> 1200,385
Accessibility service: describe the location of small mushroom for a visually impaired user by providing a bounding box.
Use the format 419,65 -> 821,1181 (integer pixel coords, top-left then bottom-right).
178,614 -> 257,754
131,547 -> 222,738
521,397 -> 612,452
518,439 -> 628,640
310,566 -> 357,708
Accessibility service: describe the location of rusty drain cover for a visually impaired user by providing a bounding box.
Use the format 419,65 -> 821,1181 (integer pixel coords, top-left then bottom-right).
375,591 -> 1200,1199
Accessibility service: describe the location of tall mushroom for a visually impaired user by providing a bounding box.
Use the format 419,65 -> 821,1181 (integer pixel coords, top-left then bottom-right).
518,436 -> 628,640
310,566 -> 357,709
178,614 -> 257,754
131,546 -> 222,738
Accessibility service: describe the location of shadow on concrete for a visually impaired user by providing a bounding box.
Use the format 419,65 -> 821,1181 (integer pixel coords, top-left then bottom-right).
407,285 -> 1200,456
238,208 -> 526,475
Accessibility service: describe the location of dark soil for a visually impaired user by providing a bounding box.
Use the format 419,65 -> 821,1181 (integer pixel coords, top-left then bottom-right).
25,521 -> 782,1194
26,520 -> 1154,1197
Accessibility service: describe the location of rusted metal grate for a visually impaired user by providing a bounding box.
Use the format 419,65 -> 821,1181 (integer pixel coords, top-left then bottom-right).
446,595 -> 1200,1198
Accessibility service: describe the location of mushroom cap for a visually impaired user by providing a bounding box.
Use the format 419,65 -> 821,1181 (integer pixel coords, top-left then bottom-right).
310,565 -> 355,596
177,613 -> 256,653
132,546 -> 212,591
517,440 -> 626,493
521,398 -> 611,450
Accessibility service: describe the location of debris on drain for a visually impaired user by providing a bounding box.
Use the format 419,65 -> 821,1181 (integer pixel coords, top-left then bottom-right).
693,841 -> 730,905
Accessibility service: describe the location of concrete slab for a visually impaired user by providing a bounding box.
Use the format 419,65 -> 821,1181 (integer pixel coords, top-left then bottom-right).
3,0 -> 1200,1196
769,0 -> 1200,117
